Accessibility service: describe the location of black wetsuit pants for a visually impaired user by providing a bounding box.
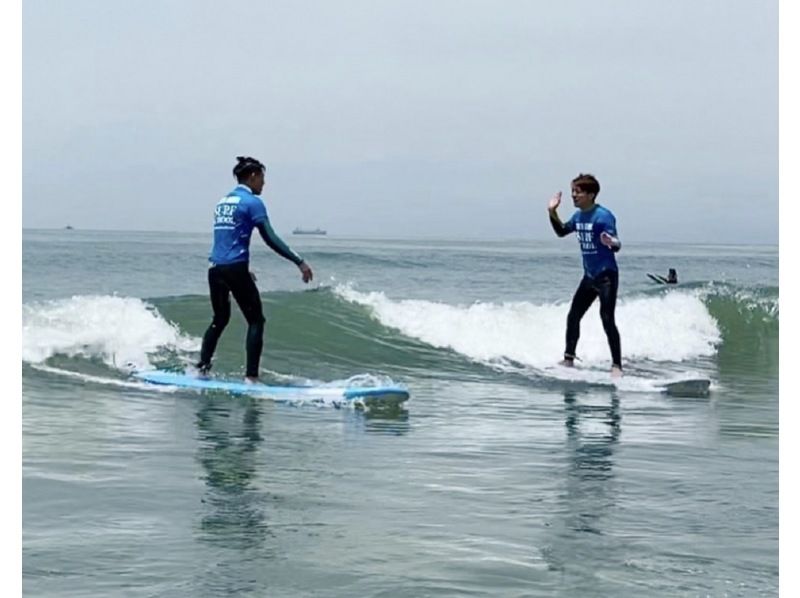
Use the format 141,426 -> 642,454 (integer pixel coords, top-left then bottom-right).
565,270 -> 622,368
198,262 -> 265,378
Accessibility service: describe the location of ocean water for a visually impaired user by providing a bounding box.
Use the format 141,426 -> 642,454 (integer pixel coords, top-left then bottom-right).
22,229 -> 778,597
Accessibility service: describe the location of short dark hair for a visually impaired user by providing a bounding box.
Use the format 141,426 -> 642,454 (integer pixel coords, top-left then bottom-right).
571,173 -> 600,197
233,156 -> 265,182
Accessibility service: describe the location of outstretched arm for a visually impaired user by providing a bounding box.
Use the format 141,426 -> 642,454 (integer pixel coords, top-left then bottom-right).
255,220 -> 313,282
547,191 -> 571,237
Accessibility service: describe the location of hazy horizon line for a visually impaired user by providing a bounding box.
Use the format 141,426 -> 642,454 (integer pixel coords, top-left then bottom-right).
21,227 -> 780,248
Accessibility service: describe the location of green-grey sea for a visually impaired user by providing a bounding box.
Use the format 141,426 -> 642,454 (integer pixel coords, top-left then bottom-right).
22,229 -> 778,597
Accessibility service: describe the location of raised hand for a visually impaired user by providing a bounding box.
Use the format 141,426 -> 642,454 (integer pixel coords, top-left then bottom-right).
548,191 -> 562,211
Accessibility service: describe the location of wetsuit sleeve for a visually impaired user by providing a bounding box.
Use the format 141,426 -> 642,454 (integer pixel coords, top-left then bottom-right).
255,219 -> 305,265
550,212 -> 575,237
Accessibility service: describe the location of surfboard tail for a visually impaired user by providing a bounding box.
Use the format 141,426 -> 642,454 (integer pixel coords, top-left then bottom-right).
662,378 -> 711,397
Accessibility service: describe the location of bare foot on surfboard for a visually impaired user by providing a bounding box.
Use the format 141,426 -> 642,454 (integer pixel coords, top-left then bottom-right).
244,376 -> 259,384
611,365 -> 623,378
558,358 -> 575,367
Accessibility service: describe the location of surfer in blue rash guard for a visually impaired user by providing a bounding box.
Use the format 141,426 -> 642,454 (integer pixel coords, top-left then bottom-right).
196,156 -> 313,383
547,173 -> 623,378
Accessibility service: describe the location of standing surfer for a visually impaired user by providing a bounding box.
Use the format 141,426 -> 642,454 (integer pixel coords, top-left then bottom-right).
547,173 -> 623,377
196,156 -> 313,382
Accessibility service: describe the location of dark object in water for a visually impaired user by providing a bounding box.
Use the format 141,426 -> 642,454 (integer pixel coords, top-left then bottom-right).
647,268 -> 678,284
663,378 -> 711,397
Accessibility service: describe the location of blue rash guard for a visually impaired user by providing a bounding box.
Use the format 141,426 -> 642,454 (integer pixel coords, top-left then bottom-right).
209,184 -> 303,266
561,204 -> 621,278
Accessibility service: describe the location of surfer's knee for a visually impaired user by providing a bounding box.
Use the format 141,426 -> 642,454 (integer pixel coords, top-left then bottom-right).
212,313 -> 230,329
599,307 -> 616,327
245,312 -> 265,327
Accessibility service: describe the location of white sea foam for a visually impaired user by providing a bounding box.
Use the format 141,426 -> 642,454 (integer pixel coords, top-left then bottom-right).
22,295 -> 199,371
29,363 -> 179,393
335,285 -> 721,370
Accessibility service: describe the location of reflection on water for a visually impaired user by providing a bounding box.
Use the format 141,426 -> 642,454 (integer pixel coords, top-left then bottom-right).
565,392 -> 620,476
543,391 -> 621,578
356,404 -> 411,436
195,397 -> 271,552
563,391 -> 621,534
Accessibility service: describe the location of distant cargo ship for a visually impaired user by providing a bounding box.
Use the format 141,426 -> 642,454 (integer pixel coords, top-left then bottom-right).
292,227 -> 327,235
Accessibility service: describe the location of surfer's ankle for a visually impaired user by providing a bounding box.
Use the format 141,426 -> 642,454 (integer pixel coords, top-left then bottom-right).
244,376 -> 259,384
559,353 -> 575,367
611,364 -> 623,378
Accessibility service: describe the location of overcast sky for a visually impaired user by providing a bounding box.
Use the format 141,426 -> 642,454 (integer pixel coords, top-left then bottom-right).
22,0 -> 778,243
